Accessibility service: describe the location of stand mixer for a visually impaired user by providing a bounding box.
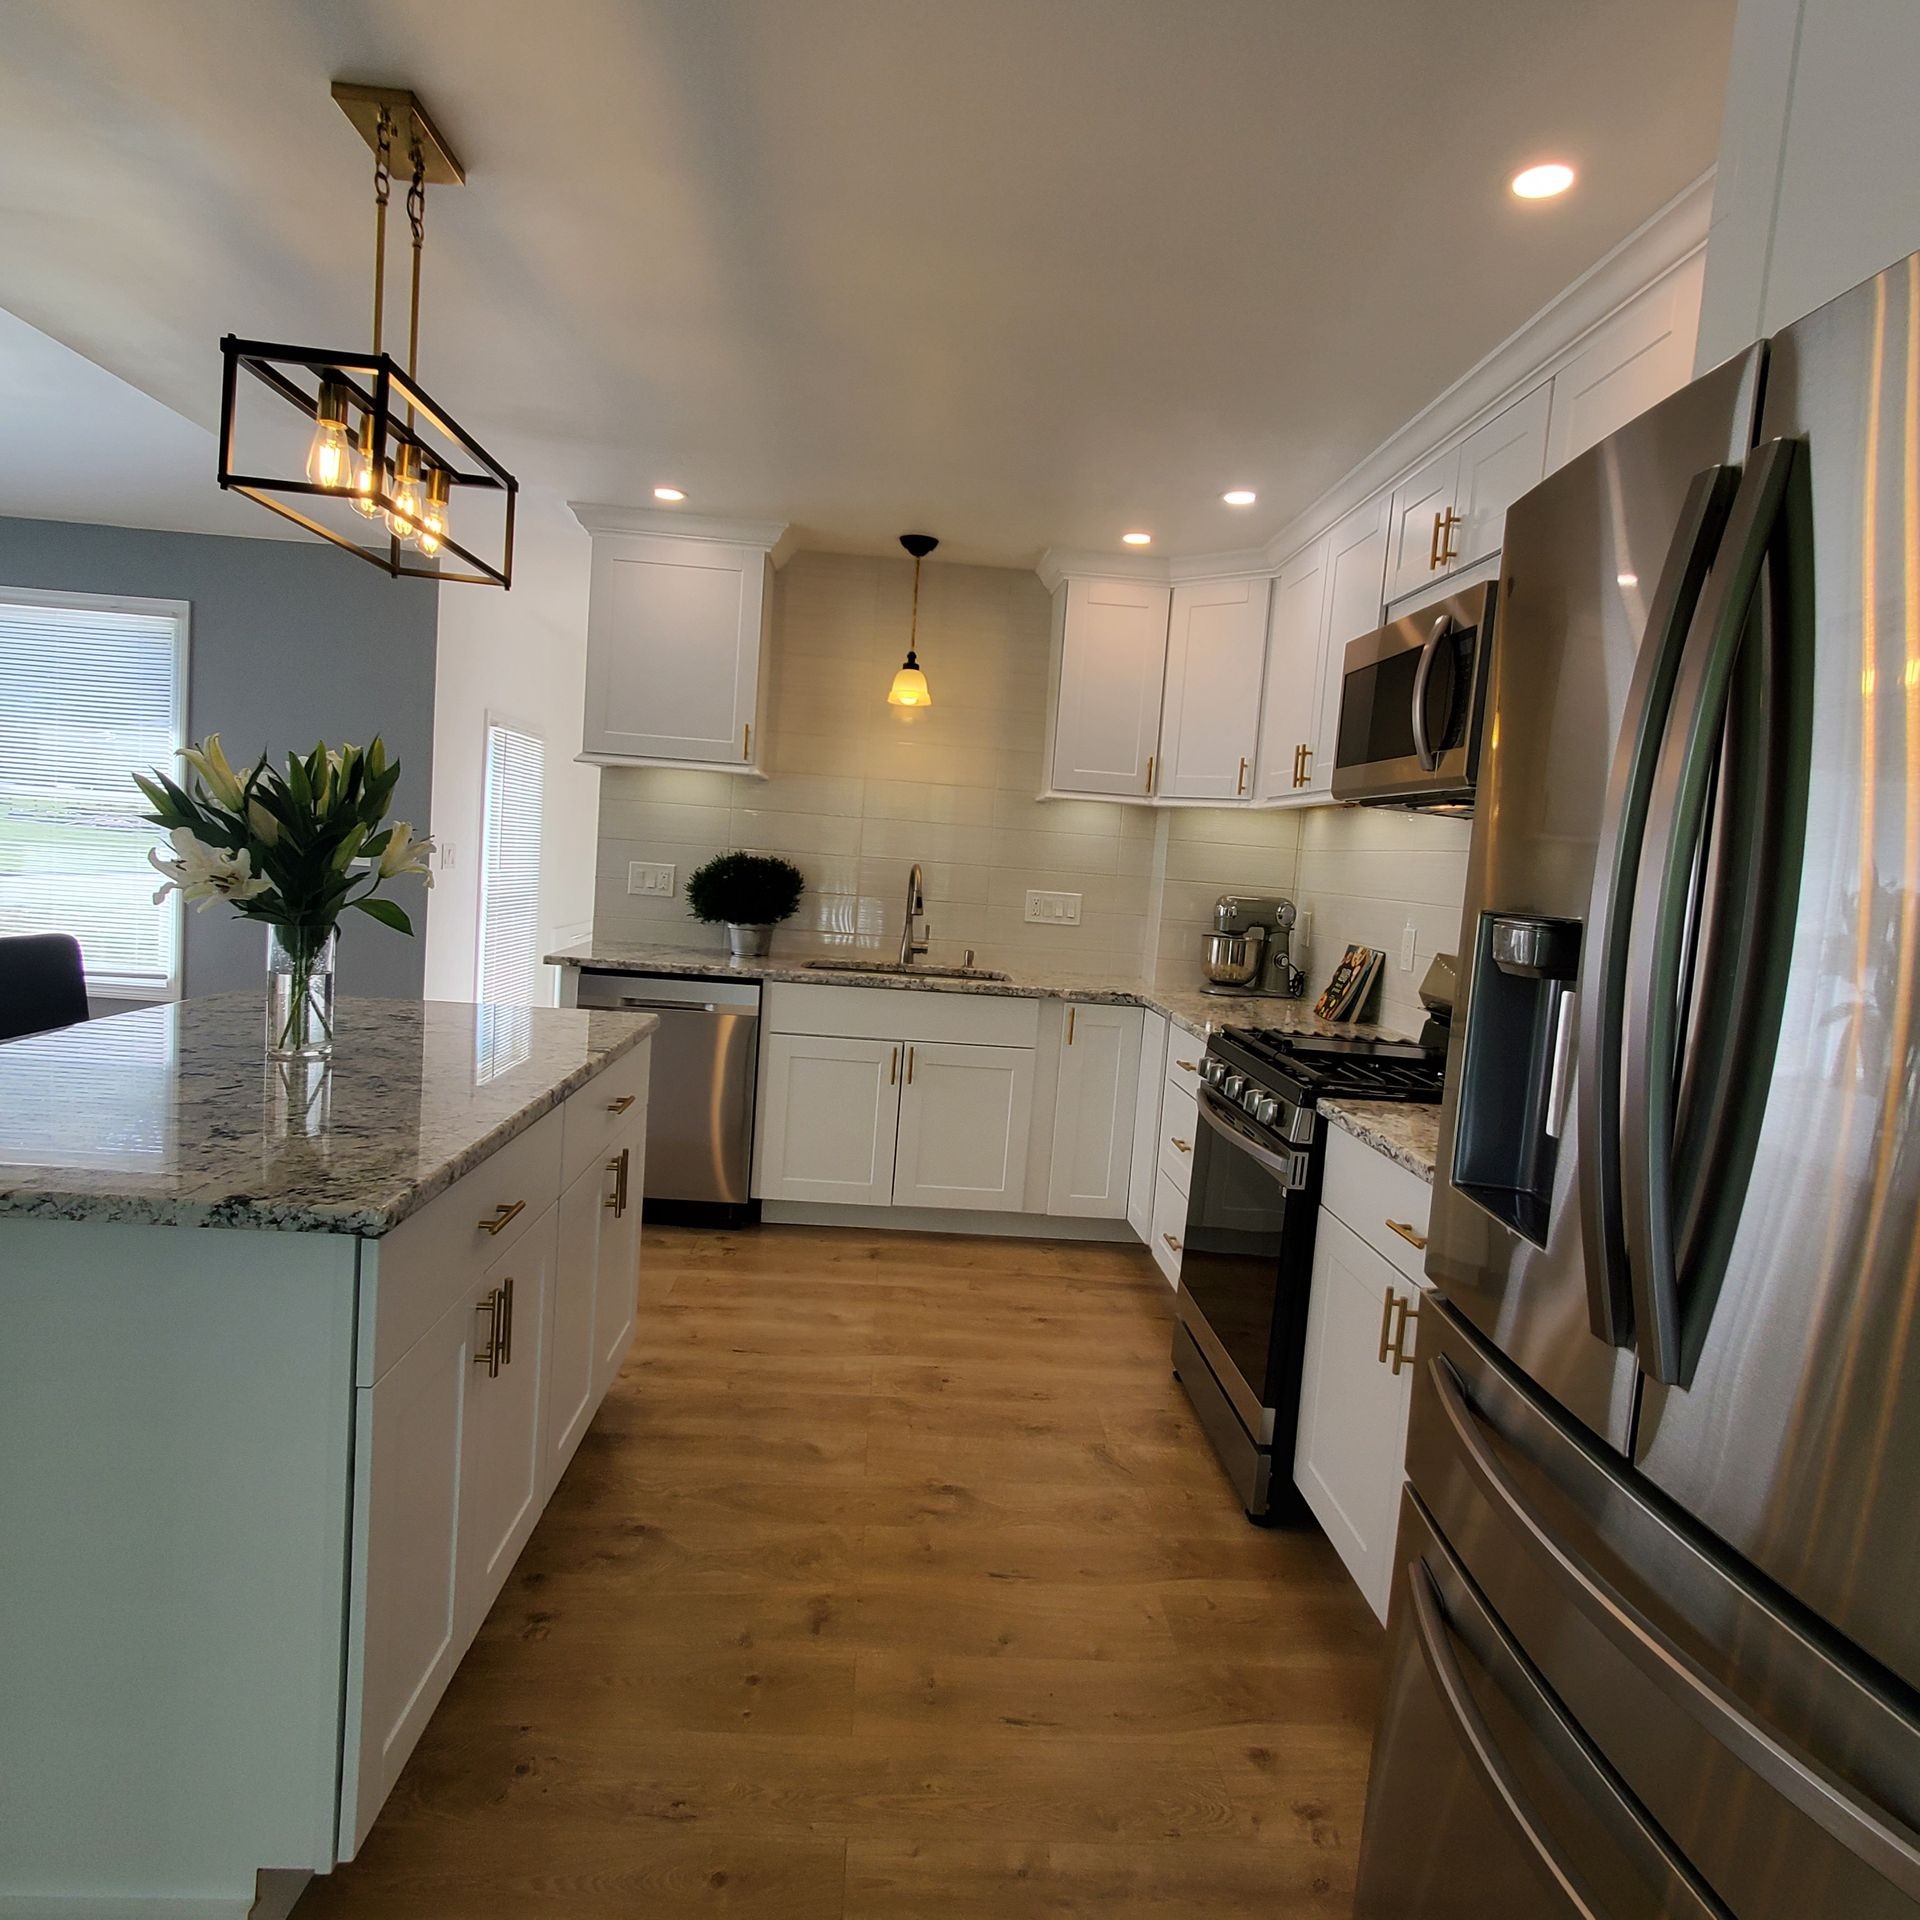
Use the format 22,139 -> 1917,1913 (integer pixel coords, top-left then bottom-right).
1202,894 -> 1306,999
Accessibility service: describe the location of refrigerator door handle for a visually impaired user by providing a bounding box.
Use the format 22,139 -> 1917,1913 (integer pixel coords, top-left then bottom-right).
1430,1353 -> 1920,1899
1410,614 -> 1450,771
1405,1538 -> 1729,1920
1575,462 -> 1742,1346
1623,437 -> 1800,1386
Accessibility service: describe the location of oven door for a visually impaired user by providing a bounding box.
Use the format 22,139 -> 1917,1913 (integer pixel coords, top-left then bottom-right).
1175,1086 -> 1317,1433
1331,581 -> 1494,807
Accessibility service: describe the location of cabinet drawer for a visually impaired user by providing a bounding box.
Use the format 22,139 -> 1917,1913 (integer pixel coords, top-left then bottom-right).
1157,1084 -> 1198,1196
764,981 -> 1040,1047
1150,1169 -> 1187,1287
360,1107 -> 564,1384
1164,1036 -> 1205,1104
1320,1120 -> 1433,1288
562,1039 -> 653,1187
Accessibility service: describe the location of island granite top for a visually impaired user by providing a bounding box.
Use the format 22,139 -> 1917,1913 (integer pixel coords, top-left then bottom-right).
0,994 -> 657,1236
1318,1098 -> 1441,1184
546,939 -> 1412,1047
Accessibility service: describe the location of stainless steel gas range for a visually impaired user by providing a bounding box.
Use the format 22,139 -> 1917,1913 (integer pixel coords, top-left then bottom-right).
1171,1027 -> 1445,1522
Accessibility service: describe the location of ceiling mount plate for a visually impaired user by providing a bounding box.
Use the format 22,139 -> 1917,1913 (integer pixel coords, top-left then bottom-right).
330,82 -> 465,185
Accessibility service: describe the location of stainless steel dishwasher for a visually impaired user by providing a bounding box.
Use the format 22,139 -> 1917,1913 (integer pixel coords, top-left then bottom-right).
574,972 -> 760,1224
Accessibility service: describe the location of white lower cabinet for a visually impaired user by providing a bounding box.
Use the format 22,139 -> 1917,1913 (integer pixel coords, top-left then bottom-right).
1150,1167 -> 1187,1287
755,1033 -> 903,1205
1126,1013 -> 1169,1240
1294,1211 -> 1419,1625
592,1121 -> 646,1396
894,1041 -> 1036,1211
1045,1002 -> 1144,1219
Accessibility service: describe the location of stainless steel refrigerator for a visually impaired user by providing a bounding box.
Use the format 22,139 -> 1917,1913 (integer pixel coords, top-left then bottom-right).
1355,252 -> 1920,1917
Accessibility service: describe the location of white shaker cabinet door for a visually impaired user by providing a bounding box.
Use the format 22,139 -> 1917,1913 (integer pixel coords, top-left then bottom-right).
581,538 -> 769,766
1049,578 -> 1172,797
1045,1002 -> 1144,1219
458,1208 -> 557,1638
1308,495 -> 1394,798
892,1041 -> 1036,1212
754,1033 -> 902,1205
1453,382 -> 1552,571
1293,1211 -> 1417,1624
1383,446 -> 1461,605
1254,538 -> 1329,802
1126,1012 -> 1169,1240
342,1278 -> 476,1855
592,1118 -> 646,1398
1157,577 -> 1270,801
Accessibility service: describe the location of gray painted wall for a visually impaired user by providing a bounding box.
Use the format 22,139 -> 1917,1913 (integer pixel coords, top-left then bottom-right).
0,516 -> 437,1000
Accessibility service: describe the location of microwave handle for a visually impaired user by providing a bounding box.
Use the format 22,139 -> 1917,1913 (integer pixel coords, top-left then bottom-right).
1410,615 -> 1450,771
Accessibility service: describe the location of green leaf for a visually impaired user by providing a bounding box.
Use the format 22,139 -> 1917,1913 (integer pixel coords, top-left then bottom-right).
286,752 -> 312,814
351,895 -> 414,936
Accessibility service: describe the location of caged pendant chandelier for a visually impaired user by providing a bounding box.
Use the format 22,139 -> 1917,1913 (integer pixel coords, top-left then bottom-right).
216,84 -> 518,587
887,534 -> 938,707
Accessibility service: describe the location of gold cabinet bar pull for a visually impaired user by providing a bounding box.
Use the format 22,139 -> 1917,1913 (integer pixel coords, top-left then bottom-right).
1438,508 -> 1462,566
1163,1232 -> 1182,1255
742,722 -> 751,758
906,1044 -> 914,1085
474,1287 -> 503,1376
1066,1006 -> 1076,1045
1175,1059 -> 1199,1072
606,1093 -> 636,1115
1377,1287 -> 1421,1373
605,1145 -> 631,1216
499,1275 -> 515,1367
1144,753 -> 1155,794
478,1199 -> 526,1236
1236,755 -> 1248,796
1172,1137 -> 1191,1155
1386,1218 -> 1428,1251
889,1044 -> 899,1086
1377,1285 -> 1400,1367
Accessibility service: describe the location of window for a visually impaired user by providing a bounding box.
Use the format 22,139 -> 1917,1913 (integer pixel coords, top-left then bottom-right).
475,718 -> 545,1009
0,588 -> 189,999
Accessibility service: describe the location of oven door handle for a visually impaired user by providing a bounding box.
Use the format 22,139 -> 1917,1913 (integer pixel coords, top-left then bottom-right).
1410,614 -> 1450,771
1198,1087 -> 1309,1190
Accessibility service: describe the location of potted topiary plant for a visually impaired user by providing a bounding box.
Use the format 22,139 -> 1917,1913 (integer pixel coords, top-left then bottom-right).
684,851 -> 805,958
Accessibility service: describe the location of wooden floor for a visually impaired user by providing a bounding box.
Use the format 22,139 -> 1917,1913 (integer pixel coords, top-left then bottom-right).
296,1223 -> 1381,1919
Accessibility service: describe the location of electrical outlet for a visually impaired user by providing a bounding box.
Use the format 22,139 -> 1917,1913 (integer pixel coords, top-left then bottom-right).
1024,889 -> 1082,926
628,861 -> 676,898
1400,922 -> 1418,971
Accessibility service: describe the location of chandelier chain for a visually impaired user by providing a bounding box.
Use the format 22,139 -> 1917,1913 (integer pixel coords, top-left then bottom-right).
405,138 -> 426,411
370,106 -> 392,357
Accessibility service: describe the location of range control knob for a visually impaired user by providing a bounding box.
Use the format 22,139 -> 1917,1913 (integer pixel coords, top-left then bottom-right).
1221,1075 -> 1249,1103
1200,1058 -> 1228,1087
1249,1093 -> 1282,1128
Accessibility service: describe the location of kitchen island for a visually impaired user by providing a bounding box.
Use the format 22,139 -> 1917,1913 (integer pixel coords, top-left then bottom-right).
0,995 -> 656,1920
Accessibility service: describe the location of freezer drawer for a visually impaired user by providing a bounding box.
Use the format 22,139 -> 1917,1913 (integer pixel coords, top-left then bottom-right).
1382,1303 -> 1920,1918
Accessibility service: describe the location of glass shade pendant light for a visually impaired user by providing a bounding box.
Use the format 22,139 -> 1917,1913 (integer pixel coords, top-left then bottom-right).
304,378 -> 353,489
888,533 -> 938,708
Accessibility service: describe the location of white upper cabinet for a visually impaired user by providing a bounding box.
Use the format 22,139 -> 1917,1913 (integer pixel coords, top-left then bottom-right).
1453,381 -> 1552,573
1048,578 -> 1172,797
1545,251 -> 1706,472
1384,383 -> 1552,606
573,508 -> 785,771
1384,445 -> 1462,606
1305,495 -> 1393,799
1253,537 -> 1329,802
1156,577 -> 1271,801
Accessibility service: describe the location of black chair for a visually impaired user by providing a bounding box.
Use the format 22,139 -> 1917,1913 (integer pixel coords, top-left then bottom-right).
0,933 -> 91,1043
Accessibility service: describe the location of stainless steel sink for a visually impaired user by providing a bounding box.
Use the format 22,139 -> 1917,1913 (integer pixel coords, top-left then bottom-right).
801,959 -> 1011,982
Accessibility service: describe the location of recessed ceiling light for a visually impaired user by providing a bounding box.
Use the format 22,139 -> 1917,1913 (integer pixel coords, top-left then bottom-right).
1122,531 -> 1152,546
653,486 -> 687,502
1222,489 -> 1257,507
1511,162 -> 1575,200
1617,571 -> 1639,587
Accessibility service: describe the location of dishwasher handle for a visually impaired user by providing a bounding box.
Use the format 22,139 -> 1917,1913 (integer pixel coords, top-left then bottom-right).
612,996 -> 754,1018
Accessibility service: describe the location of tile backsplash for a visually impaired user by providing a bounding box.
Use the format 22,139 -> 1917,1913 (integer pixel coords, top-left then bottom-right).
592,549 -> 1470,1029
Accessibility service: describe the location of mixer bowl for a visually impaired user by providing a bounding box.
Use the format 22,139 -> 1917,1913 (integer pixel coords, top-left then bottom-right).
1203,930 -> 1265,986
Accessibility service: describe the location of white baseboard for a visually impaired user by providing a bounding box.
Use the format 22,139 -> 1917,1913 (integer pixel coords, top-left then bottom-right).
0,1865 -> 310,1920
760,1201 -> 1141,1244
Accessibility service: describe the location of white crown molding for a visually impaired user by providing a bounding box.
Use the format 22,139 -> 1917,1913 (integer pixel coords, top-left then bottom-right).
1035,167 -> 1716,592
568,501 -> 791,558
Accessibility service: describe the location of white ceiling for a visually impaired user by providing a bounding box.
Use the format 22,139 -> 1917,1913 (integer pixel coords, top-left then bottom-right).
0,0 -> 1736,567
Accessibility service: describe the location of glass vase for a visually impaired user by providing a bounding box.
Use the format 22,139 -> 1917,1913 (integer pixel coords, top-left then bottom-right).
266,924 -> 337,1060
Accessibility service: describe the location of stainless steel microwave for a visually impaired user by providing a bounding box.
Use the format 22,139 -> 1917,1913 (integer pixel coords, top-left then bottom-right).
1330,579 -> 1496,811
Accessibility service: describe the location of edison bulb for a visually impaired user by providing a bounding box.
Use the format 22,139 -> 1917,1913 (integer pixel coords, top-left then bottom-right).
386,445 -> 423,546
350,416 -> 381,519
417,467 -> 451,558
305,377 -> 353,491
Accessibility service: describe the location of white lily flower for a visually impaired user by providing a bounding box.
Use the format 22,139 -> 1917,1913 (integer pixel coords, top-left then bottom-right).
178,734 -> 247,811
246,798 -> 280,846
377,821 -> 436,889
148,828 -> 271,910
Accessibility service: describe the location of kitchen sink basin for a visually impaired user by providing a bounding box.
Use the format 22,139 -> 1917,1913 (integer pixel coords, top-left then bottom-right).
801,960 -> 1011,982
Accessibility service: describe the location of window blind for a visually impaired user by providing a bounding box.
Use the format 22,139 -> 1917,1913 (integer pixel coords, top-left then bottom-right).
476,720 -> 545,1008
0,592 -> 186,994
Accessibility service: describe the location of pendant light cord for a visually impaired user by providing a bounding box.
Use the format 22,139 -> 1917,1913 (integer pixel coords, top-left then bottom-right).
370,108 -> 391,357
908,555 -> 922,660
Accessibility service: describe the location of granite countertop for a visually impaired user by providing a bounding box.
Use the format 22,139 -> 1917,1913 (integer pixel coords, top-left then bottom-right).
547,939 -> 1411,1046
1319,1098 -> 1441,1184
0,995 -> 657,1236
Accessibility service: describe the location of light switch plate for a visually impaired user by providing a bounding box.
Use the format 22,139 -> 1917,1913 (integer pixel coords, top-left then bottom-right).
1400,922 -> 1418,971
628,861 -> 677,897
1025,889 -> 1082,926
